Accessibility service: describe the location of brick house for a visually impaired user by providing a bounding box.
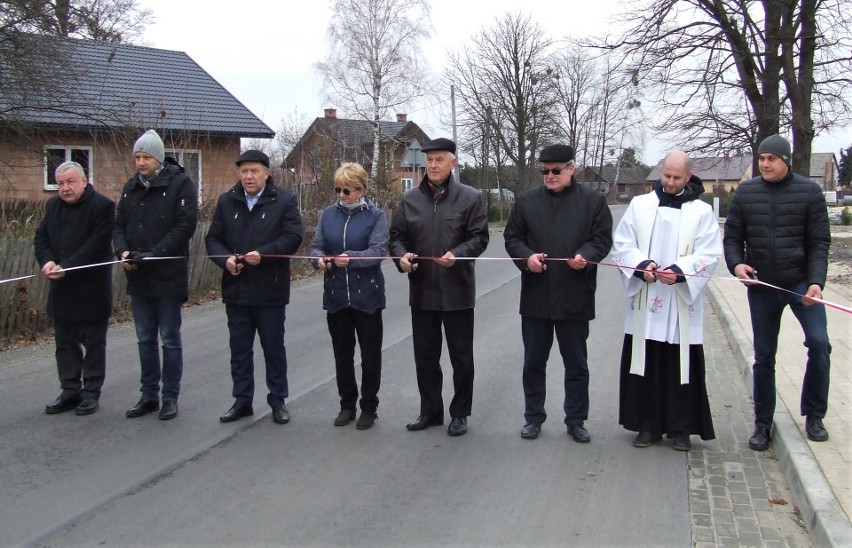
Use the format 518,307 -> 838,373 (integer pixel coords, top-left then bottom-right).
0,37 -> 274,203
283,108 -> 431,195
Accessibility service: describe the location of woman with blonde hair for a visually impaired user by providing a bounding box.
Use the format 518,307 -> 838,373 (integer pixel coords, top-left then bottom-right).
309,163 -> 388,429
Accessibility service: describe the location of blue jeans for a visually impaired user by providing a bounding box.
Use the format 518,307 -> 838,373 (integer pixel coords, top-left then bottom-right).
132,295 -> 184,402
226,304 -> 289,407
521,316 -> 590,426
747,281 -> 831,427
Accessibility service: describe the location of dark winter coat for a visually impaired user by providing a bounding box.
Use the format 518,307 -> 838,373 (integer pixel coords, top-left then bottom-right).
309,198 -> 388,314
113,158 -> 198,300
205,178 -> 304,306
388,174 -> 489,311
504,179 -> 614,321
723,169 -> 830,289
34,185 -> 115,322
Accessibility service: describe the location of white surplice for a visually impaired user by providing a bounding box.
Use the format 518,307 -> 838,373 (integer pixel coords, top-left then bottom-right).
611,191 -> 722,383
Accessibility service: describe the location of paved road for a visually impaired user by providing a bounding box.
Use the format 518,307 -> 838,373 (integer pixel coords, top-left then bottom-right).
0,209 -> 809,546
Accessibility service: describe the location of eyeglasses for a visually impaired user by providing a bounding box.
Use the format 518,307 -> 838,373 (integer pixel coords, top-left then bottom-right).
334,187 -> 359,196
539,164 -> 571,176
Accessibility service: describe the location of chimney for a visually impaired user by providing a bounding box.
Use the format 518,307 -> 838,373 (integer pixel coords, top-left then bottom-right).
396,113 -> 407,122
324,108 -> 337,118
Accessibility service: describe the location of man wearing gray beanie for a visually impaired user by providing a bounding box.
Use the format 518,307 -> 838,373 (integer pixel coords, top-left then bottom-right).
114,129 -> 198,421
723,134 -> 832,451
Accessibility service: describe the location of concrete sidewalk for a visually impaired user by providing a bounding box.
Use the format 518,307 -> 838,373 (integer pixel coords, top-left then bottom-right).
708,267 -> 852,547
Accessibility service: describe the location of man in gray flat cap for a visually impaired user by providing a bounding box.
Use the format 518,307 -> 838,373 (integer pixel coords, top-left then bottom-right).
389,137 -> 489,437
724,134 -> 832,452
504,144 -> 613,443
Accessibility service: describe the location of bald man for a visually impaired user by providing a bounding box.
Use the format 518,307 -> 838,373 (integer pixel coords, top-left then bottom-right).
611,150 -> 722,451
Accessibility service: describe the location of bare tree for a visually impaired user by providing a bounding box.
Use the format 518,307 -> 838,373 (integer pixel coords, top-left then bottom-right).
2,0 -> 152,43
447,12 -> 559,190
605,0 -> 852,174
315,0 -> 432,184
552,45 -> 641,174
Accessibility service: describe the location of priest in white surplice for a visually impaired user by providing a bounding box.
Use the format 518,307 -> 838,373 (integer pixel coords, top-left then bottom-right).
612,150 -> 722,451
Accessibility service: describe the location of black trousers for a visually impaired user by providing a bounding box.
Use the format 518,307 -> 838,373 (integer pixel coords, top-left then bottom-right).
521,316 -> 590,426
411,307 -> 475,420
54,318 -> 108,400
327,307 -> 383,413
226,304 -> 288,407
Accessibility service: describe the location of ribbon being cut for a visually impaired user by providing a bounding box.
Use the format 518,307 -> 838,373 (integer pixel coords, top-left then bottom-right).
3,252 -> 850,315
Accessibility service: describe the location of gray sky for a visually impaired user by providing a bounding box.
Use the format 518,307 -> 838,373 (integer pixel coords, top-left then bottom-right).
139,0 -> 850,165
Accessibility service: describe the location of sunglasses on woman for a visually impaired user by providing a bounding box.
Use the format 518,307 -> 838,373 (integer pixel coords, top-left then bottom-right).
334,187 -> 359,196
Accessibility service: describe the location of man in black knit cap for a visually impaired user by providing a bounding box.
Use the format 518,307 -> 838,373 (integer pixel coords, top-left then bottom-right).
724,134 -> 832,451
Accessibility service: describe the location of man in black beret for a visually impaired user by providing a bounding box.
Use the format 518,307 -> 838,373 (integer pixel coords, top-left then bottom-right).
389,137 -> 489,437
206,149 -> 304,426
504,143 -> 613,442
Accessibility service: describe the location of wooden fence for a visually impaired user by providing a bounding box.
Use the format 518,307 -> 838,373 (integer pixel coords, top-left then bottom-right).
0,221 -> 228,340
1,216 -> 322,342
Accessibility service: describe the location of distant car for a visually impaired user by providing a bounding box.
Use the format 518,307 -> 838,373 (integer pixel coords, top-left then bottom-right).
842,195 -> 852,206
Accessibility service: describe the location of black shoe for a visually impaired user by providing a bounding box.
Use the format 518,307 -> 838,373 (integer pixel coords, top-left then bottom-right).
406,415 -> 443,431
632,431 -> 652,448
75,398 -> 99,416
220,403 -> 253,423
448,417 -> 468,437
45,394 -> 82,414
567,423 -> 591,443
356,411 -> 377,430
672,433 -> 691,451
521,422 -> 541,440
334,408 -> 356,426
805,415 -> 829,442
272,403 -> 290,424
749,424 -> 771,451
126,398 -> 159,418
159,400 -> 178,420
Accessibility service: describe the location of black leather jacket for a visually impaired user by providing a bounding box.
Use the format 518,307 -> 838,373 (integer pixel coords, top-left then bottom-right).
389,174 -> 489,311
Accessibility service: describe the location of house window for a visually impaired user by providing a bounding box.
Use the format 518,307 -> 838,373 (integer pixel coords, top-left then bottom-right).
167,149 -> 202,202
44,146 -> 92,190
401,178 -> 414,192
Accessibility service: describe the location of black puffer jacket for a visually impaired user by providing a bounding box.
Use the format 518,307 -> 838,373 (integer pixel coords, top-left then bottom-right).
205,178 -> 304,306
723,170 -> 830,289
113,158 -> 198,300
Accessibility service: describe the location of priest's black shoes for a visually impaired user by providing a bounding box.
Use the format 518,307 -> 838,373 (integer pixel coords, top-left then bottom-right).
159,400 -> 178,420
45,394 -> 82,414
632,431 -> 652,448
567,423 -> 591,443
126,398 -> 159,418
406,415 -> 443,431
220,403 -> 253,423
272,404 -> 290,425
